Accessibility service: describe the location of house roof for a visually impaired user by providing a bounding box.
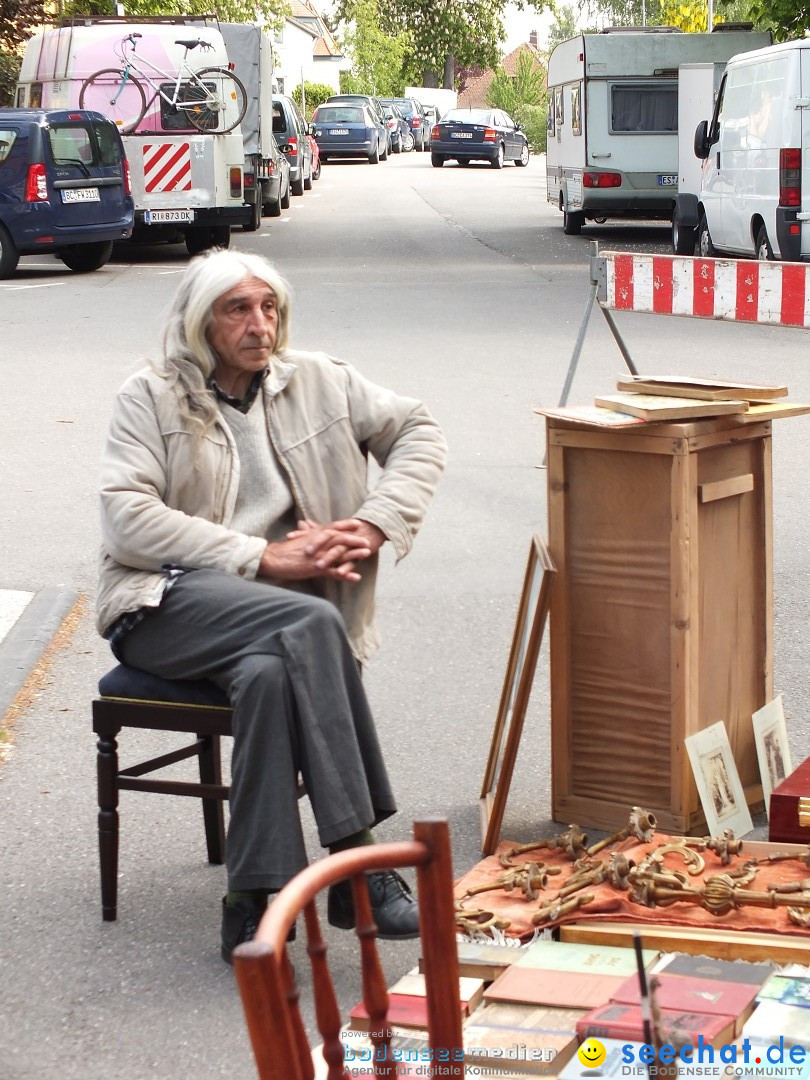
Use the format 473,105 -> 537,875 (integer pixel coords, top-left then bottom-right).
286,0 -> 342,57
457,41 -> 545,109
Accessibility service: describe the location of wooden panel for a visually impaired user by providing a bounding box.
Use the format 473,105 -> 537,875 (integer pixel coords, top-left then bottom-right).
699,474 -> 754,503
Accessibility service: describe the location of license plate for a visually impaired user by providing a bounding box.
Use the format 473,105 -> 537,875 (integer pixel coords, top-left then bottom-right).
329,128 -> 349,135
144,209 -> 195,223
451,132 -> 473,139
658,174 -> 678,187
61,187 -> 100,203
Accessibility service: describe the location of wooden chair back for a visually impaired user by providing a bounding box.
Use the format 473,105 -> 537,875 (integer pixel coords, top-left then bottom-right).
233,818 -> 463,1080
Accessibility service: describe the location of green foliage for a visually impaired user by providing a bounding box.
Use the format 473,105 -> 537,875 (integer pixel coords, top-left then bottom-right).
0,0 -> 47,50
338,0 -> 408,96
0,47 -> 20,106
520,102 -> 547,152
486,49 -> 546,122
546,3 -> 580,48
61,0 -> 289,30
292,81 -> 334,120
719,0 -> 808,39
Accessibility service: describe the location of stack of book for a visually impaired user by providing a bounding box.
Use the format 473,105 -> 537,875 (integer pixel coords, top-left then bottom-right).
347,966 -> 485,1033
742,963 -> 810,1050
576,952 -> 774,1045
594,375 -> 790,423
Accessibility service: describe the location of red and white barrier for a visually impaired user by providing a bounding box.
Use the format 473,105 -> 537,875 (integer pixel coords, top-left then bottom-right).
600,252 -> 810,329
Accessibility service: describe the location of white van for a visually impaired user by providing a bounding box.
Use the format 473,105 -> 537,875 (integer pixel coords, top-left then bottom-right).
546,26 -> 771,235
678,38 -> 810,261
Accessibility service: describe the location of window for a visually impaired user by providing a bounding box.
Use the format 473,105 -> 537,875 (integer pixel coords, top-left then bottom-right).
158,80 -> 217,130
0,129 -> 18,162
93,120 -> 123,165
571,85 -> 581,136
611,83 -> 677,133
547,95 -> 555,137
48,124 -> 94,165
554,87 -> 563,129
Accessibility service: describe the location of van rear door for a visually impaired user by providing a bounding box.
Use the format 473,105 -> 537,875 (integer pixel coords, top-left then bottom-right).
587,79 -> 679,183
45,116 -> 129,228
800,47 -> 810,258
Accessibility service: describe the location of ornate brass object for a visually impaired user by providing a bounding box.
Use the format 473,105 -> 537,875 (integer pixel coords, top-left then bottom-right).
500,825 -> 588,867
531,891 -> 594,926
586,807 -> 657,857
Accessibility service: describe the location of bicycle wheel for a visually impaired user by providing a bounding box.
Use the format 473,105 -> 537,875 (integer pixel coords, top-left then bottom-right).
180,69 -> 247,133
79,69 -> 147,134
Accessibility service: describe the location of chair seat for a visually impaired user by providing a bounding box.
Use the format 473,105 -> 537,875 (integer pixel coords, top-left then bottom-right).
98,664 -> 229,708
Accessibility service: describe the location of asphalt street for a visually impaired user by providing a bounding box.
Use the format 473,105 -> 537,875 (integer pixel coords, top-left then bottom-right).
2,150 -> 810,1079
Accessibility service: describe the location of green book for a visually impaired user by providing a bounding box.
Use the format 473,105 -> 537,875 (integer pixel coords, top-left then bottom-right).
757,974 -> 810,1008
512,939 -> 658,977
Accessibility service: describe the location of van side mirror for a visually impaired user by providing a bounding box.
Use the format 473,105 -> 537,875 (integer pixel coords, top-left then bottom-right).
694,119 -> 712,160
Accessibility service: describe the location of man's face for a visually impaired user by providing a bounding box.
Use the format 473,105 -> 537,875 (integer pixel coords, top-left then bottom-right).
207,276 -> 279,395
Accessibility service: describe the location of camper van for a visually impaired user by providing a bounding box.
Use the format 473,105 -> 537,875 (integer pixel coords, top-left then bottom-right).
678,38 -> 810,261
17,19 -> 250,254
546,26 -> 771,235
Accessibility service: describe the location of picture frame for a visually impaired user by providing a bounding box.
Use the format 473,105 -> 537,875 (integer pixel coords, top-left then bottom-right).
685,721 -> 754,839
480,535 -> 555,855
752,695 -> 792,816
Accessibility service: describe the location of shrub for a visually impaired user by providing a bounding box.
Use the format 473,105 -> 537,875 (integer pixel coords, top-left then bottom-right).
291,82 -> 335,121
520,103 -> 547,155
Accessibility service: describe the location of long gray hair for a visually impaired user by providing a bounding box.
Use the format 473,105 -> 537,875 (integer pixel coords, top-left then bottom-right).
157,248 -> 292,438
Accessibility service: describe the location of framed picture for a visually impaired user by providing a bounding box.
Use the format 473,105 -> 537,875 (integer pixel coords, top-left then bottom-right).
480,535 -> 555,855
752,695 -> 792,816
685,721 -> 753,839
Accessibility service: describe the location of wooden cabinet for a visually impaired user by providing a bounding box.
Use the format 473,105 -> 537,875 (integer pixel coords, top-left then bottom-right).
547,416 -> 773,834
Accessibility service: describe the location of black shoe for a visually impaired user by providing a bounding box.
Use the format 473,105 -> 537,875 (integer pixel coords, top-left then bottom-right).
221,896 -> 266,965
327,870 -> 420,940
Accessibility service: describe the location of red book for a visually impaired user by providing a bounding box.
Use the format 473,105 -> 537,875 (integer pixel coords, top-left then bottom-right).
611,973 -> 759,1035
348,993 -> 465,1033
576,1002 -> 735,1044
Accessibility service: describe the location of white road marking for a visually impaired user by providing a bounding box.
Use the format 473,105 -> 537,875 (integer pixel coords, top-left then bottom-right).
0,590 -> 34,646
0,282 -> 66,290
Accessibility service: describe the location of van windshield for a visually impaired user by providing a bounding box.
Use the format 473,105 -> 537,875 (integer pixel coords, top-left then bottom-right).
611,84 -> 677,132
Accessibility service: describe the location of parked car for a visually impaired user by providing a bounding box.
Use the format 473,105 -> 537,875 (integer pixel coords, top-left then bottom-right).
307,129 -> 321,180
0,107 -> 133,278
312,103 -> 388,164
421,104 -> 442,131
263,135 -> 291,217
324,94 -> 389,158
272,94 -> 314,195
382,104 -> 412,153
430,108 -> 530,169
380,97 -> 429,151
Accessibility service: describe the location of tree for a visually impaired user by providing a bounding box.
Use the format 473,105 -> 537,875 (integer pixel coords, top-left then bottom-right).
0,0 -> 48,51
292,81 -> 334,120
338,0 -> 408,96
546,3 -> 580,48
486,48 -> 545,120
62,0 -> 289,28
719,0 -> 808,39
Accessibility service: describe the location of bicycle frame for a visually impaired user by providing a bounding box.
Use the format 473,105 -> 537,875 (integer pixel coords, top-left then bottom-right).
113,37 -> 220,115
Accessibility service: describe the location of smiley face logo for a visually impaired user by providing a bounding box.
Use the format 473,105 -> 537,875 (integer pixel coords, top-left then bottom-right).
578,1038 -> 607,1070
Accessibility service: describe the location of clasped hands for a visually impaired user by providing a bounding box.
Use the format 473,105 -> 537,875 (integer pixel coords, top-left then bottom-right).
258,517 -> 385,583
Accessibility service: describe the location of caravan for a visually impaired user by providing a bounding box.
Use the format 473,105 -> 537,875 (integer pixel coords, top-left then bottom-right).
546,26 -> 771,235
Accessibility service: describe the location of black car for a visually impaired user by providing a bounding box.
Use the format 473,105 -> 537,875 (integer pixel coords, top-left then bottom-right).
0,107 -> 133,277
380,97 -> 429,151
430,108 -> 530,169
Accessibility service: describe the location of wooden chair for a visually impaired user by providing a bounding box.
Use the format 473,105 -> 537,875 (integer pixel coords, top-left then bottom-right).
92,663 -> 233,922
233,817 -> 464,1080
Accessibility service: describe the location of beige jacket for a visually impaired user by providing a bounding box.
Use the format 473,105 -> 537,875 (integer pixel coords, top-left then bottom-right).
97,349 -> 447,662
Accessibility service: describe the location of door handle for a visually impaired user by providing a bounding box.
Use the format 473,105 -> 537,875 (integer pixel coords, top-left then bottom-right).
716,152 -> 721,169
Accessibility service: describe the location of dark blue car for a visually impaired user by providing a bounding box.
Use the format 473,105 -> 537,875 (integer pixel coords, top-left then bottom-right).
0,108 -> 133,278
311,104 -> 387,164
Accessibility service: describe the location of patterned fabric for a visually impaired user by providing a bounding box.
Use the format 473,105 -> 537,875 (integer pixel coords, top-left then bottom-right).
104,565 -> 186,658
208,369 -> 267,413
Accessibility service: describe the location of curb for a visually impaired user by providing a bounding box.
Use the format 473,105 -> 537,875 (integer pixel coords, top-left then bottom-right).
0,586 -> 79,718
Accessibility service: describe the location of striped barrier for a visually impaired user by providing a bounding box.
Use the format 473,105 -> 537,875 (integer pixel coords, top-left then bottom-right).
597,251 -> 810,329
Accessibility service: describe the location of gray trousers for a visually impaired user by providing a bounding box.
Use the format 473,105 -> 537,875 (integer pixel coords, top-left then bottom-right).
119,569 -> 397,891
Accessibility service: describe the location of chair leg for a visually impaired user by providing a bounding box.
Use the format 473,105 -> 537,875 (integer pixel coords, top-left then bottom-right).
96,728 -> 120,921
198,733 -> 226,864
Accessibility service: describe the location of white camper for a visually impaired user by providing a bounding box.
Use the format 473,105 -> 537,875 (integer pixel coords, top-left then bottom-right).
17,18 -> 250,254
678,38 -> 810,261
546,26 -> 771,235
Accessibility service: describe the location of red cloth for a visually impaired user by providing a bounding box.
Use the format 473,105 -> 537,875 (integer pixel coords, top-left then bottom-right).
454,832 -> 810,942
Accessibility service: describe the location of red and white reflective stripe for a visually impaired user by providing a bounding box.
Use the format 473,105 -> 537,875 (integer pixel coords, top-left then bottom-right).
143,142 -> 192,193
602,253 -> 810,328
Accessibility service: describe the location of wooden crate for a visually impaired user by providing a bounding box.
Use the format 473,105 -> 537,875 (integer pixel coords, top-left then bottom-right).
547,415 -> 773,834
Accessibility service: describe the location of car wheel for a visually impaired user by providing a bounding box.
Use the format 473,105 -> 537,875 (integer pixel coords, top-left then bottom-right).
756,224 -> 774,261
58,240 -> 114,272
291,172 -> 304,195
672,207 -> 695,255
392,136 -> 401,154
515,142 -> 530,167
697,213 -> 716,257
280,179 -> 291,209
380,138 -> 388,161
431,152 -> 444,168
562,209 -> 584,235
185,228 -> 214,256
490,144 -> 505,169
312,158 -> 321,180
266,196 -> 281,218
403,131 -> 414,152
303,162 -> 313,190
368,143 -> 379,164
0,223 -> 20,278
243,197 -> 262,232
